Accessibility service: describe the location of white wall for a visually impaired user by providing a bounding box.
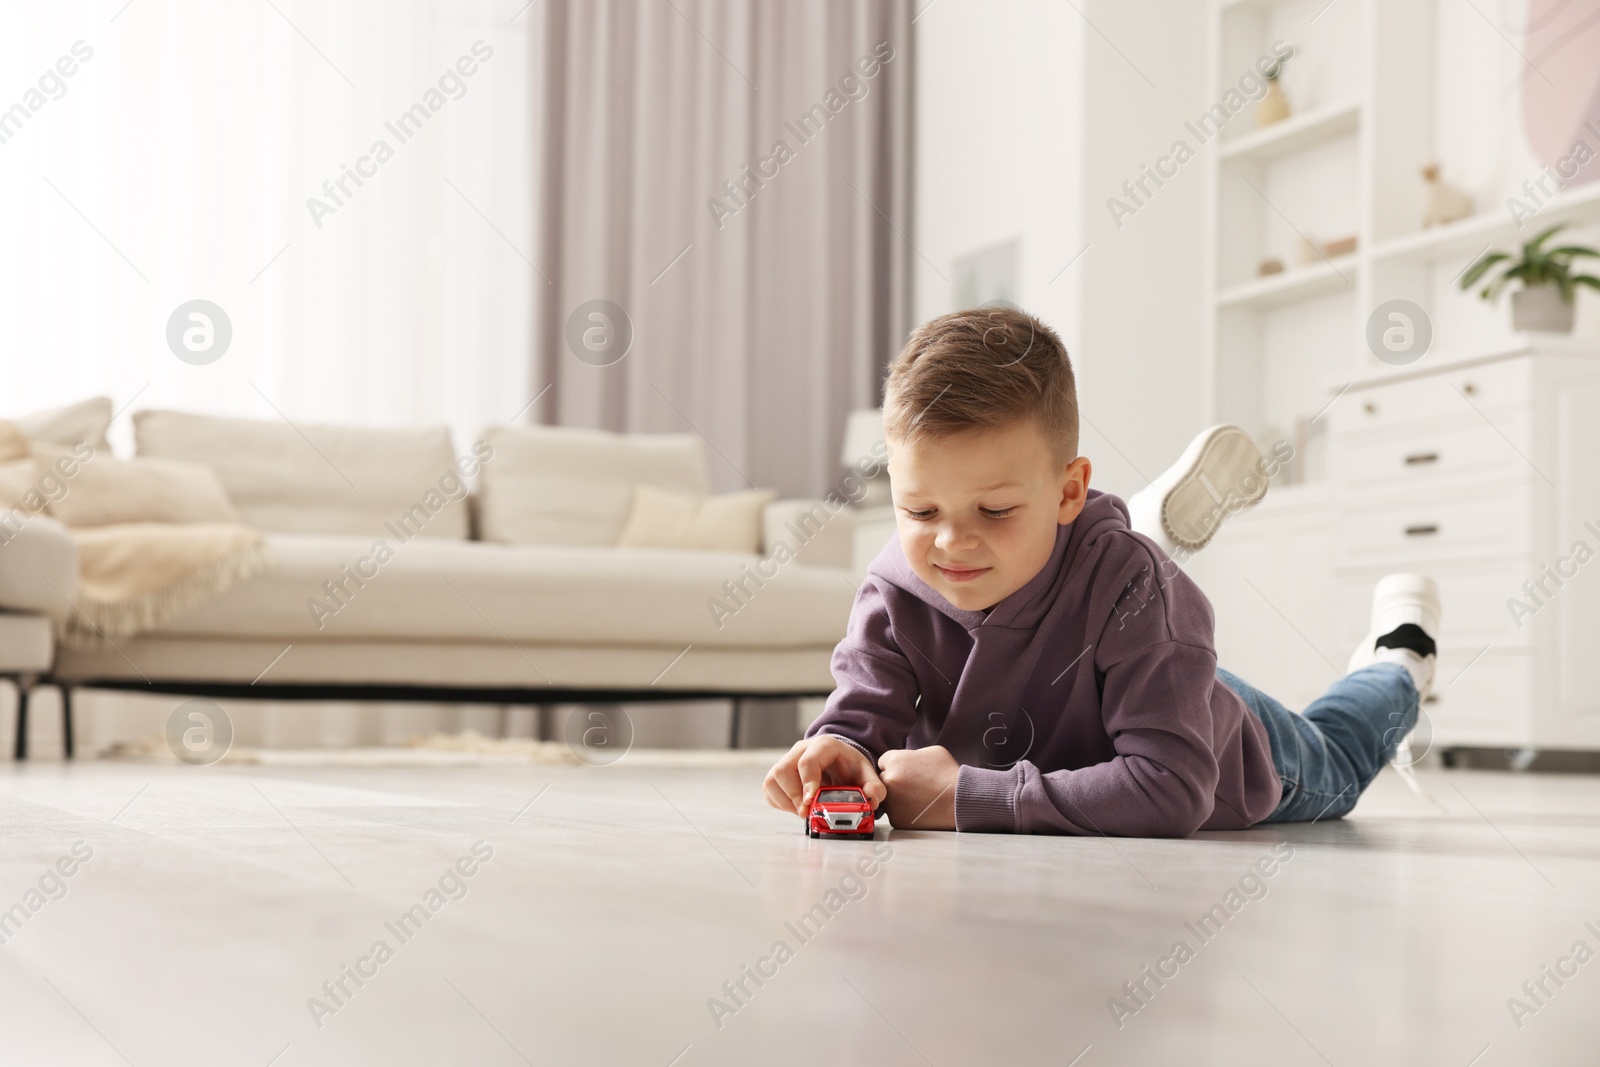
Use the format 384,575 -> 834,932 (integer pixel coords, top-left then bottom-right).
1076,1 -> 1210,497
912,0 -> 1208,499
911,0 -> 1082,340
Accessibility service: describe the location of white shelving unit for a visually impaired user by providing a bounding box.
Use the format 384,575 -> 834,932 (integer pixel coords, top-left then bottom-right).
1217,254 -> 1358,311
1218,99 -> 1360,164
1193,0 -> 1600,752
1371,181 -> 1600,265
1199,0 -> 1600,484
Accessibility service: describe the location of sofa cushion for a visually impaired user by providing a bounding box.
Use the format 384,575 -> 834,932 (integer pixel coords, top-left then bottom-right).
0,613 -> 52,673
475,424 -> 709,546
614,485 -> 774,552
134,410 -> 471,539
11,397 -> 114,451
0,514 -> 79,624
151,533 -> 852,648
54,635 -> 836,692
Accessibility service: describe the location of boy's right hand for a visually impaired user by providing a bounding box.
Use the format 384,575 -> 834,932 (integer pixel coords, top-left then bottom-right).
763,735 -> 887,816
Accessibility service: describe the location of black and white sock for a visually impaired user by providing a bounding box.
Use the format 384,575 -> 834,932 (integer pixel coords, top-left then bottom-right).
1372,623 -> 1436,694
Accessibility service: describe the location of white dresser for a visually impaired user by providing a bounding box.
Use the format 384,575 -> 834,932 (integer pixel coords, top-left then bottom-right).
1196,340 -> 1600,753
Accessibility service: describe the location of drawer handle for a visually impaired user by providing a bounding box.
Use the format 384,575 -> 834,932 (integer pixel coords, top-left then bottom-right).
1404,523 -> 1440,537
1363,401 -> 1378,415
1423,694 -> 1439,704
1403,452 -> 1440,466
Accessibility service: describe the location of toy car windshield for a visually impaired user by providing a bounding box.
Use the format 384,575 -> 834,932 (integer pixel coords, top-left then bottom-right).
816,788 -> 866,803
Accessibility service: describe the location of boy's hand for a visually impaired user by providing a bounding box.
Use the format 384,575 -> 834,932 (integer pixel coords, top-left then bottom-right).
764,735 -> 887,816
877,745 -> 959,830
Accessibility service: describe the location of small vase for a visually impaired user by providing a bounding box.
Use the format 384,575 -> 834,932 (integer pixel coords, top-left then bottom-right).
1511,285 -> 1575,333
1257,82 -> 1291,127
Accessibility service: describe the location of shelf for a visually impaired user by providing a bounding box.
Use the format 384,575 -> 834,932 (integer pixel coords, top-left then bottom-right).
1326,336 -> 1600,392
1217,254 -> 1359,310
1219,100 -> 1360,165
1371,181 -> 1600,267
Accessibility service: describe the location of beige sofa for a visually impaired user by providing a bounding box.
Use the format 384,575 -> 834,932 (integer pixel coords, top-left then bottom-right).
2,407 -> 857,754
0,516 -> 75,754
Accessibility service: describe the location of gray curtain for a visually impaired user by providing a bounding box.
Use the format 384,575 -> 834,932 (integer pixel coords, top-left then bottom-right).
531,0 -> 913,498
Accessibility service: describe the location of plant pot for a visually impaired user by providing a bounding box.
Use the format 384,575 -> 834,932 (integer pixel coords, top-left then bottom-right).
1257,82 -> 1290,127
1511,285 -> 1575,333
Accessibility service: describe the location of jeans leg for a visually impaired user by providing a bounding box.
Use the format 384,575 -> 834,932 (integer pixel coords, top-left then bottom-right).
1217,664 -> 1418,824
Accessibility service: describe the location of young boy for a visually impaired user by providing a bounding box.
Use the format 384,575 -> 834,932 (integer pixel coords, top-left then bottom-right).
763,306 -> 1441,837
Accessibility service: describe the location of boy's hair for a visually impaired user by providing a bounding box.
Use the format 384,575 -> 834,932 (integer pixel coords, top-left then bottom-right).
883,305 -> 1078,464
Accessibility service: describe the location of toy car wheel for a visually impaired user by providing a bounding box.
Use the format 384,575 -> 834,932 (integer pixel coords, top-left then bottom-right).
808,826 -> 819,839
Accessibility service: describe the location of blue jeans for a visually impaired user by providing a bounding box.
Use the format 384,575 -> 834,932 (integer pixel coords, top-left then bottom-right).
1217,664 -> 1418,824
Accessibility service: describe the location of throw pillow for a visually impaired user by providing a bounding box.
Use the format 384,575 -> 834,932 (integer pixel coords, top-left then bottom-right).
11,397 -> 114,451
38,446 -> 241,528
0,420 -> 28,462
614,484 -> 774,553
0,458 -> 36,511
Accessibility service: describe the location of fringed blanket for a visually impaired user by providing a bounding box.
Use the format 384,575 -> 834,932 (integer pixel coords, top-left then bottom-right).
64,523 -> 274,645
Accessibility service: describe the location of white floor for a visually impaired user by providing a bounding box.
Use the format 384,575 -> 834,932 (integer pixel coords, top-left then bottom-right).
1,760 -> 1598,1066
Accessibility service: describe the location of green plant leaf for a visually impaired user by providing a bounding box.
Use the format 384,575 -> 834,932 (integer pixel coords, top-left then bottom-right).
1466,225 -> 1600,305
1459,252 -> 1509,290
1525,223 -> 1566,254
1547,245 -> 1600,262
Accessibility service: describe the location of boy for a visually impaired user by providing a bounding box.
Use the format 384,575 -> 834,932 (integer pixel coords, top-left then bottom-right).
763,306 -> 1441,836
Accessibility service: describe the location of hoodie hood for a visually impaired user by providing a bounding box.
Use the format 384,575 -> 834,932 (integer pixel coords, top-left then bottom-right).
868,490 -> 1133,633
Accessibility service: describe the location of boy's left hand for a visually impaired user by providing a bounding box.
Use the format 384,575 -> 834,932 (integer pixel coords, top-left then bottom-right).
877,745 -> 959,830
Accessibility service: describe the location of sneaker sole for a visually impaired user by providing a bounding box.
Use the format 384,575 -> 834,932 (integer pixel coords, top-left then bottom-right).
1162,426 -> 1269,551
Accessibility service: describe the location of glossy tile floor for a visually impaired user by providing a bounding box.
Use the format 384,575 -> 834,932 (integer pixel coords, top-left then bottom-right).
2,760 -> 1598,1066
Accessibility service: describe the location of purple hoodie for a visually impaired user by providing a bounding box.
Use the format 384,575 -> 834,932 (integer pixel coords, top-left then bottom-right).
806,490 -> 1282,837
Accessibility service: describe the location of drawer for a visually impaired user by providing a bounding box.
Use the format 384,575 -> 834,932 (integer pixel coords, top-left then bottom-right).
1331,409 -> 1534,492
1334,559 -> 1536,651
1335,483 -> 1533,565
1327,357 -> 1532,437
1419,648 -> 1530,746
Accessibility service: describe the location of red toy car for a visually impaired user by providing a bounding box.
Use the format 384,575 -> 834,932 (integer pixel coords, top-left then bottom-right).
805,786 -> 876,838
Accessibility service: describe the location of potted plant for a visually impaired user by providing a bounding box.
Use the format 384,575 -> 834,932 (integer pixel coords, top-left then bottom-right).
1458,224 -> 1600,333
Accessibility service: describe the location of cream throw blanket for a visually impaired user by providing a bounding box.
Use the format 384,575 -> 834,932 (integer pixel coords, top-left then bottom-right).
65,523 -> 274,645
0,418 -> 274,645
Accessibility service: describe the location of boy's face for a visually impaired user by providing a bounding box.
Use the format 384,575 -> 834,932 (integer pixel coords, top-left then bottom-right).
887,419 -> 1092,612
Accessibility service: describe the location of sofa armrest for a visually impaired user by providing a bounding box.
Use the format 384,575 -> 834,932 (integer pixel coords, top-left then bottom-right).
0,514 -> 79,624
761,499 -> 855,569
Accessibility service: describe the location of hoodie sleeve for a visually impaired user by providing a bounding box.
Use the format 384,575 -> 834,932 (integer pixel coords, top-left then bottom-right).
956,544 -> 1224,838
803,576 -> 920,763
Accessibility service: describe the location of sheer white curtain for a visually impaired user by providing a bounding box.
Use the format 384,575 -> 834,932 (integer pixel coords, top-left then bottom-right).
0,0 -> 535,452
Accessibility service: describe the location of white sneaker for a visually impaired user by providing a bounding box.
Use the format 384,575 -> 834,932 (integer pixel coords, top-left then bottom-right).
1346,573 -> 1442,802
1127,425 -> 1269,555
1346,573 -> 1442,698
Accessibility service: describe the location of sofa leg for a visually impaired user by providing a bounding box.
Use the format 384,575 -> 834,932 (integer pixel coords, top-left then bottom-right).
728,698 -> 743,750
61,685 -> 74,760
13,675 -> 35,761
